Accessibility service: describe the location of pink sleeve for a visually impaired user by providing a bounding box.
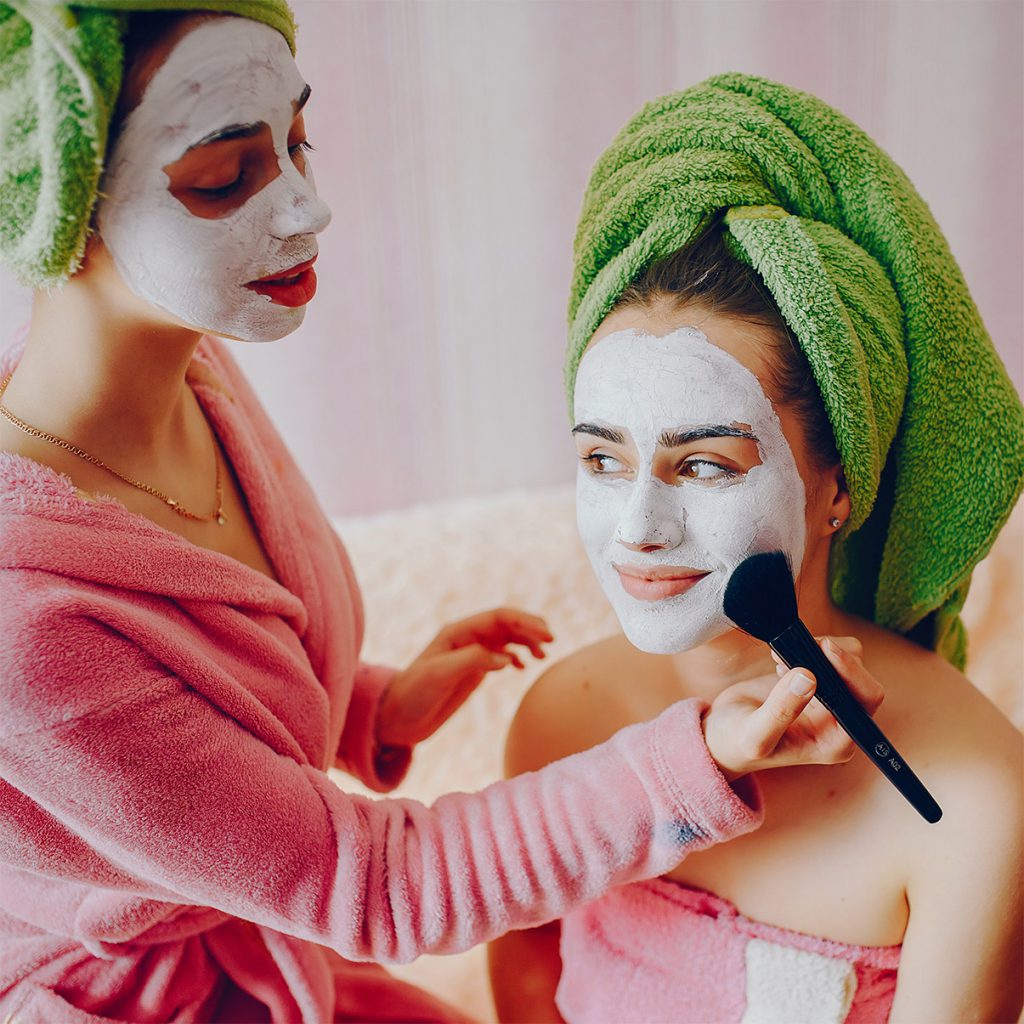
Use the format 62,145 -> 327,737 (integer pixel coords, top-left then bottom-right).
0,617 -> 762,964
335,661 -> 412,792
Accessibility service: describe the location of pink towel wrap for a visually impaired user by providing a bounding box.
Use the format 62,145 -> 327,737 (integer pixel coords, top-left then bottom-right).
558,878 -> 901,1023
0,335 -> 763,1021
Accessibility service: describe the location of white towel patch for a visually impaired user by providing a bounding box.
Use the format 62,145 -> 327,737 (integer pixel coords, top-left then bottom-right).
740,938 -> 857,1023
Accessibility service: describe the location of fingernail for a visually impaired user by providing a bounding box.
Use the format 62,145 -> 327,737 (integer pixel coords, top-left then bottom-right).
824,637 -> 841,656
775,663 -> 786,678
789,672 -> 814,696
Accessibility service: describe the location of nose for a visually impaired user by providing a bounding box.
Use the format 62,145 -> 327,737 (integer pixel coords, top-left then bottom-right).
270,163 -> 332,238
615,478 -> 684,552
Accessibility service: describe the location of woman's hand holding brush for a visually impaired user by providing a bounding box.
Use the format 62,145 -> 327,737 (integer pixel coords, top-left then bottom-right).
703,636 -> 885,782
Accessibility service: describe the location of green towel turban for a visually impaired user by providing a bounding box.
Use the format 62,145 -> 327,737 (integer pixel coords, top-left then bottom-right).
567,73 -> 1024,669
0,0 -> 296,287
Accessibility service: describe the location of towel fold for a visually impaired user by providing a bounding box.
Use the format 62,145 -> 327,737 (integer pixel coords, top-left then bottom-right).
557,878 -> 901,1023
0,0 -> 296,286
567,73 -> 1024,666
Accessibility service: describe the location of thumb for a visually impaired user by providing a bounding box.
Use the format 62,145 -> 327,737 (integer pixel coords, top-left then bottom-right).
745,667 -> 816,759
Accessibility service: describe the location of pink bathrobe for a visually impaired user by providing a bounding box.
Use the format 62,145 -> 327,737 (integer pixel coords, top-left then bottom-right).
0,336 -> 762,1022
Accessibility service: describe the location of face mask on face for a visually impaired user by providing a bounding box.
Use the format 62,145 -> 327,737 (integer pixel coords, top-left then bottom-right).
573,326 -> 807,654
98,18 -> 332,342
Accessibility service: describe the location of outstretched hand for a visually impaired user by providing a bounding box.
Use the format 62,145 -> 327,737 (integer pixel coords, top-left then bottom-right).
703,636 -> 884,781
376,608 -> 554,748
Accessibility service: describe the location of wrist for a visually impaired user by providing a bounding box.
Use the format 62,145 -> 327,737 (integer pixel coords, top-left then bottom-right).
374,671 -> 404,747
372,684 -> 413,783
700,706 -> 746,785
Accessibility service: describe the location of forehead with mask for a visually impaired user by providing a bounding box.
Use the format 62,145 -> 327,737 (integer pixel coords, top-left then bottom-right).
573,324 -> 807,655
97,15 -> 331,342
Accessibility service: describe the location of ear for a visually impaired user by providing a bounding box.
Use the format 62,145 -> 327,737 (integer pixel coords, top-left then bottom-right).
820,463 -> 851,536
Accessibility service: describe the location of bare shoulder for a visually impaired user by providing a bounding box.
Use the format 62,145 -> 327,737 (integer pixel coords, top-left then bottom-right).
861,622 -> 1023,859
504,634 -> 655,777
865,622 -> 1021,759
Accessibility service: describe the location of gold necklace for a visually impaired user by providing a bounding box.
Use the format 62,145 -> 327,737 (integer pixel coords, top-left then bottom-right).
0,372 -> 226,526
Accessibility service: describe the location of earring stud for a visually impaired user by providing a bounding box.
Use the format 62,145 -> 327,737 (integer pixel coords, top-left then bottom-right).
829,516 -> 842,529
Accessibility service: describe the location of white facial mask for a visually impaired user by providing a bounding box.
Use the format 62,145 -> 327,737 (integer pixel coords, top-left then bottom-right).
573,327 -> 806,654
98,19 -> 332,342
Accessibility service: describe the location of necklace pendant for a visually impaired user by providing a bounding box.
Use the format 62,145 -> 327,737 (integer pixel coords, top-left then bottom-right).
1,370 -> 223,524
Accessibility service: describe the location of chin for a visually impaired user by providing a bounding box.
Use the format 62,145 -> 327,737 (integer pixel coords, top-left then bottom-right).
199,306 -> 307,344
620,615 -> 732,655
250,306 -> 308,342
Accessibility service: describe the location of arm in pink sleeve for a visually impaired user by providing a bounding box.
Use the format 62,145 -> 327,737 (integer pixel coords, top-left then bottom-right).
0,618 -> 761,964
335,662 -> 412,792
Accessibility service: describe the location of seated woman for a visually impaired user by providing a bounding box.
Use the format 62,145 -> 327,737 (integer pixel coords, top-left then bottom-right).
489,76 -> 1023,1023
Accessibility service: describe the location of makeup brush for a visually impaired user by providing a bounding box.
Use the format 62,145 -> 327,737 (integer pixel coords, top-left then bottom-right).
723,551 -> 942,824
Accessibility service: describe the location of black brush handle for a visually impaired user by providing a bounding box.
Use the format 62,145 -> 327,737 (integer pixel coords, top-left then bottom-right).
771,620 -> 942,824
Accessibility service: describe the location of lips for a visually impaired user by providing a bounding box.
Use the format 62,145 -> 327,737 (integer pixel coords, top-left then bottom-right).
245,256 -> 318,307
614,563 -> 711,602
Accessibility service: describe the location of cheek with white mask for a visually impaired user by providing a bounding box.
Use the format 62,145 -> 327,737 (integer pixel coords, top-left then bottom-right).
98,18 -> 332,342
574,327 -> 807,655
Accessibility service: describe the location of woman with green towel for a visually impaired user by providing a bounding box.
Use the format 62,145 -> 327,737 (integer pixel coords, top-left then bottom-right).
490,76 -> 1024,1022
0,8 -> 893,1021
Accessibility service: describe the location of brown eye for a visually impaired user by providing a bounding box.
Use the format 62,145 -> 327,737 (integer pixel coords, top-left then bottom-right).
679,458 -> 738,483
581,452 -> 628,475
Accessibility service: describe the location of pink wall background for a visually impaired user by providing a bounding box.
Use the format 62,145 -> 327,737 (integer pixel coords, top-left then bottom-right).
2,0 -> 1021,517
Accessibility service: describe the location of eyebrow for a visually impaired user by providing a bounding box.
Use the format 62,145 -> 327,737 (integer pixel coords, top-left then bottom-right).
185,121 -> 266,152
658,425 -> 758,447
182,85 -> 310,154
572,423 -> 625,445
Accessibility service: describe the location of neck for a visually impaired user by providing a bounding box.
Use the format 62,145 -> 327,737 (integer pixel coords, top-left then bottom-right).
5,273 -> 204,455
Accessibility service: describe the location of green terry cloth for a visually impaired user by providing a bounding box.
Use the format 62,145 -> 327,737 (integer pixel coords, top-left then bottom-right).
0,0 -> 296,288
566,73 -> 1024,668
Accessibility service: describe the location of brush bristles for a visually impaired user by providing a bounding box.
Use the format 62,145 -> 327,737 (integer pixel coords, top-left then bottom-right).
722,551 -> 799,642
